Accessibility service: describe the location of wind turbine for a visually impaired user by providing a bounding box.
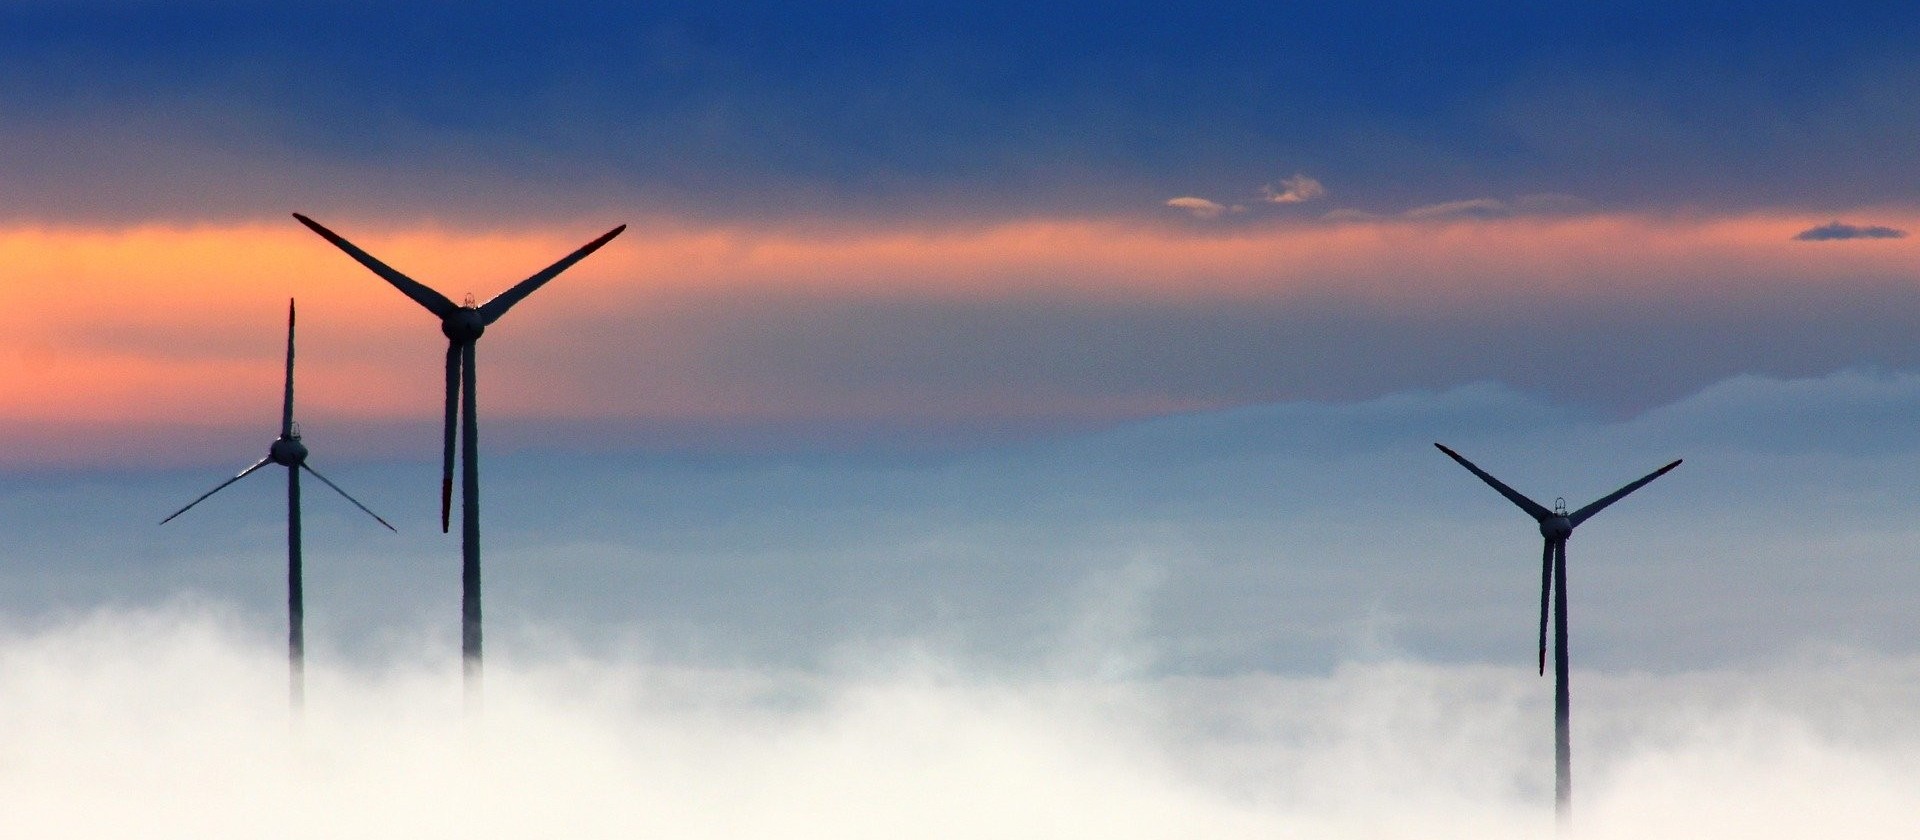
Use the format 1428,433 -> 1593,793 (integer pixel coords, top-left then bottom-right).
162,299 -> 395,712
1434,443 -> 1680,828
292,213 -> 625,705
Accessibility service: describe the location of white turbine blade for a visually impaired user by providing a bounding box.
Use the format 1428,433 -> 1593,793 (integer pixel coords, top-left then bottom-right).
1568,459 -> 1683,526
160,458 -> 272,524
477,224 -> 626,325
292,214 -> 460,318
1435,443 -> 1553,522
301,463 -> 397,532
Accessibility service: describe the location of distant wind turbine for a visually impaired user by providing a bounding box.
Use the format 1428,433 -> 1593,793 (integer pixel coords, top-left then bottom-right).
292,213 -> 625,706
1434,443 -> 1680,828
162,299 -> 395,712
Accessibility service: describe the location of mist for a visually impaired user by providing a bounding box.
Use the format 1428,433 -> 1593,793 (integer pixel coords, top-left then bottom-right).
3,370 -> 1919,833
3,604 -> 1918,837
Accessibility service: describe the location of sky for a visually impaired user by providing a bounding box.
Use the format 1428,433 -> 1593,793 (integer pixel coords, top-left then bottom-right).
5,3 -> 1920,835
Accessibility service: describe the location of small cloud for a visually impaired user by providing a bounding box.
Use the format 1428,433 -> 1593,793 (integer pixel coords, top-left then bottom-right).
1165,196 -> 1228,219
1262,173 -> 1326,204
1404,198 -> 1511,220
1793,221 -> 1908,242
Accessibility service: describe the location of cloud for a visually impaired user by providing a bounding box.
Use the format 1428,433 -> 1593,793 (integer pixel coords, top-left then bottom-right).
1404,197 -> 1512,219
1165,196 -> 1228,219
6,606 -> 1920,837
1332,194 -> 1589,222
1261,173 -> 1326,204
1169,174 -> 1324,220
8,210 -> 1920,465
1793,221 -> 1908,241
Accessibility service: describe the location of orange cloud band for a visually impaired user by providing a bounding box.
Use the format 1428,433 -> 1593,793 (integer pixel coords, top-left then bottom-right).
0,210 -> 1910,464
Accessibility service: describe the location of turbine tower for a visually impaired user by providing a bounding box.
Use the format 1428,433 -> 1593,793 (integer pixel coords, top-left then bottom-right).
162,299 -> 396,712
292,213 -> 625,706
1434,443 -> 1680,828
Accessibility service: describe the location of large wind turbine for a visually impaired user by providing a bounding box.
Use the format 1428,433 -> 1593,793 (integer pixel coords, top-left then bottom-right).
1434,443 -> 1680,828
292,213 -> 625,704
162,299 -> 395,711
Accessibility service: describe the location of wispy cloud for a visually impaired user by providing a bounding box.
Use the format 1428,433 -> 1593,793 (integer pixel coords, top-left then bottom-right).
1261,173 -> 1326,204
1793,221 -> 1908,241
1404,198 -> 1512,220
1167,173 -> 1323,220
1165,197 -> 1228,219
1329,194 -> 1589,223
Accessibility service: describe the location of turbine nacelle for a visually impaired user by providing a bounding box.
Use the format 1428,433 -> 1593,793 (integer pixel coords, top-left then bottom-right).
440,307 -> 486,343
268,436 -> 309,467
160,299 -> 395,535
1539,516 -> 1573,540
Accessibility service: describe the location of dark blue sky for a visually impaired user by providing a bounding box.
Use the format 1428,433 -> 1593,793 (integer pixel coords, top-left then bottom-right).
4,2 -> 1918,222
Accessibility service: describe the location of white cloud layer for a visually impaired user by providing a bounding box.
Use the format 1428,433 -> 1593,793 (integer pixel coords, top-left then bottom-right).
6,371 -> 1920,833
3,605 -> 1920,837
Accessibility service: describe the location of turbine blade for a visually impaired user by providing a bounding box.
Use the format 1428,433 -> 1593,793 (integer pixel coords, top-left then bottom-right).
443,343 -> 461,534
1434,443 -> 1553,522
476,224 -> 626,325
292,214 -> 460,318
160,458 -> 272,524
1568,458 -> 1683,526
1538,539 -> 1553,676
301,463 -> 397,532
282,298 -> 296,438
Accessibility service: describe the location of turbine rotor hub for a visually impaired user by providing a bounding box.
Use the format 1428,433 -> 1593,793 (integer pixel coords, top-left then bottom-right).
1540,516 -> 1573,540
441,308 -> 486,342
269,436 -> 308,467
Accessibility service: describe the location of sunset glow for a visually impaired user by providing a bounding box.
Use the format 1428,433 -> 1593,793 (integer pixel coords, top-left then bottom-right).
0,209 -> 1910,463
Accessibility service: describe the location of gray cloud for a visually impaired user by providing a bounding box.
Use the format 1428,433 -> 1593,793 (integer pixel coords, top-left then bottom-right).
1793,221 -> 1908,241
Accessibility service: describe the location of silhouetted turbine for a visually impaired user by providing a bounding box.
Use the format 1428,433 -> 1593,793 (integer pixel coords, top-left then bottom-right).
292,213 -> 625,707
1435,443 -> 1680,828
162,300 -> 395,712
